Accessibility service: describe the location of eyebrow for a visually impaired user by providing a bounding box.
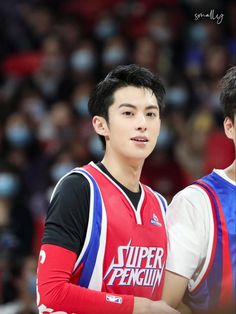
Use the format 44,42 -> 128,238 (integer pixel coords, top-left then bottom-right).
118,104 -> 159,110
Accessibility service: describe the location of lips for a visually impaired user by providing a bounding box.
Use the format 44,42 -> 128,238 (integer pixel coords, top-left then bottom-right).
131,136 -> 148,142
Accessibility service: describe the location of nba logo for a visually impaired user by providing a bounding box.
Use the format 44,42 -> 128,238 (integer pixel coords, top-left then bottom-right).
106,295 -> 123,304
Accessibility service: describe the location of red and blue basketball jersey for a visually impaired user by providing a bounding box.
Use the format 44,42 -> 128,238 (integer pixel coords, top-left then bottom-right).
187,171 -> 236,312
59,162 -> 167,300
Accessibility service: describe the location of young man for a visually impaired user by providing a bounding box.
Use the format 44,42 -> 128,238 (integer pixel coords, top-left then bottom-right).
37,64 -> 178,314
162,66 -> 236,313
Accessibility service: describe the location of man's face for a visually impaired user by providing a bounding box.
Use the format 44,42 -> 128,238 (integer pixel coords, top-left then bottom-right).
104,85 -> 161,162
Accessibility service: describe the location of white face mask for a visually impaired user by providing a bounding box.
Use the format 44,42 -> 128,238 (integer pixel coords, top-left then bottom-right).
150,26 -> 172,44
23,98 -> 46,123
156,126 -> 173,150
88,135 -> 104,159
71,50 -> 96,72
0,173 -> 19,198
6,125 -> 32,147
103,47 -> 126,65
94,19 -> 117,40
73,96 -> 90,117
189,23 -> 209,43
50,162 -> 75,182
167,87 -> 188,108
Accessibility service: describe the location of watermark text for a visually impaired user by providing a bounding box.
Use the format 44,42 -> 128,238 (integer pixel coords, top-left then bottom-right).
194,9 -> 224,24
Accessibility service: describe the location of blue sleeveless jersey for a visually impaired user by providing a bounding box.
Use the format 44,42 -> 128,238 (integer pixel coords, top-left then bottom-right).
187,171 -> 236,312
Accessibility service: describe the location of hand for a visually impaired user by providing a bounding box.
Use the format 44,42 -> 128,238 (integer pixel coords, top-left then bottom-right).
176,302 -> 192,314
133,298 -> 180,314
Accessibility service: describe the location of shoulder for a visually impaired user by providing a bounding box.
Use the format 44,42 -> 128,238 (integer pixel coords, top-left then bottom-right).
144,184 -> 167,201
170,184 -> 210,210
50,172 -> 90,203
167,183 -> 213,228
143,184 -> 168,214
58,172 -> 90,190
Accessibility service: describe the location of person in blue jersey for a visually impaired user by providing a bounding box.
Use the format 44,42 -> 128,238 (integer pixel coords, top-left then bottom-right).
162,65 -> 236,314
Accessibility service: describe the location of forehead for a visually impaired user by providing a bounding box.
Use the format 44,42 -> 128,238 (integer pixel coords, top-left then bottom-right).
112,86 -> 158,107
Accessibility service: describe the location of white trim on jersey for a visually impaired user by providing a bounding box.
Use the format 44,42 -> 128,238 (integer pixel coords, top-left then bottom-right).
136,184 -> 145,224
146,186 -> 167,229
71,168 -> 107,291
49,169 -> 76,203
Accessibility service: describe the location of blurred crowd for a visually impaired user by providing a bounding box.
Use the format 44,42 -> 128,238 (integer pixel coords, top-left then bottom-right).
0,0 -> 235,313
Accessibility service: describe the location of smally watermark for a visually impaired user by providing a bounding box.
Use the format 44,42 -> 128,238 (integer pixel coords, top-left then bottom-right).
194,9 -> 224,24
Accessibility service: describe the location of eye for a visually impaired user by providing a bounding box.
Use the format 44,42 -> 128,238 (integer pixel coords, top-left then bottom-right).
146,112 -> 157,118
122,111 -> 134,116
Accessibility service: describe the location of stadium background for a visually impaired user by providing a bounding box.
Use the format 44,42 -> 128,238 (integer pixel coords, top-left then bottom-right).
0,0 -> 235,312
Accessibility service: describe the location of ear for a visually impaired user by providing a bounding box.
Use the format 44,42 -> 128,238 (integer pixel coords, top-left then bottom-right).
224,117 -> 235,140
92,116 -> 109,137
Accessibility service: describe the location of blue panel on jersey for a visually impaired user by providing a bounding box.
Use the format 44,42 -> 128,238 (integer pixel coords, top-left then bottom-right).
155,192 -> 167,212
188,180 -> 223,310
76,169 -> 103,288
207,172 -> 236,303
188,171 -> 236,311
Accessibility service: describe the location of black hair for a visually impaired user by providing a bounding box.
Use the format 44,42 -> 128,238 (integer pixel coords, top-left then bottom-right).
88,64 -> 166,147
220,66 -> 236,122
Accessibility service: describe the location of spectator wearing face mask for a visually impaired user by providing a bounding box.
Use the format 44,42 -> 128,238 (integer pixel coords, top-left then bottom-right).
94,13 -> 119,41
101,36 -> 129,72
70,40 -> 98,83
0,255 -> 38,314
0,161 -> 34,258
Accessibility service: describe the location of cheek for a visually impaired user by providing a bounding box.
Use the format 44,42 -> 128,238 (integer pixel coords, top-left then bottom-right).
109,119 -> 128,136
108,125 -> 126,144
151,121 -> 161,137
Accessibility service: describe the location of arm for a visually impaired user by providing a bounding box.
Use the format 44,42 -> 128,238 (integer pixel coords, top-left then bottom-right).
37,244 -> 133,314
162,270 -> 188,308
37,244 -> 179,314
133,298 -> 180,314
38,174 -> 179,314
162,188 -> 208,308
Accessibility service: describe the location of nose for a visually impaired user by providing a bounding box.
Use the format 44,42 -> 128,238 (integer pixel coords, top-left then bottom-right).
135,114 -> 147,132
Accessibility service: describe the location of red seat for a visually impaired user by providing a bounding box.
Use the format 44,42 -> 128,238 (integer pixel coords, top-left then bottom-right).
62,0 -> 122,20
4,51 -> 42,76
204,129 -> 235,174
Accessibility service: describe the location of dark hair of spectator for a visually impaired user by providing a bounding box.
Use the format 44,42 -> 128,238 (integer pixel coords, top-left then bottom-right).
220,66 -> 236,122
88,64 -> 166,147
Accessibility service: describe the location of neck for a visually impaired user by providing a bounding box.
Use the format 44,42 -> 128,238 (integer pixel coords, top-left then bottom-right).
224,160 -> 236,182
101,154 -> 144,192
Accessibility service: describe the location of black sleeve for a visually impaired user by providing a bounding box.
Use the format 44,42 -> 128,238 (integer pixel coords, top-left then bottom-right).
42,173 -> 90,255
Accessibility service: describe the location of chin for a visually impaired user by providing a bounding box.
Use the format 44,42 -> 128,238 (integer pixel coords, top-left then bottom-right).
125,152 -> 150,162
